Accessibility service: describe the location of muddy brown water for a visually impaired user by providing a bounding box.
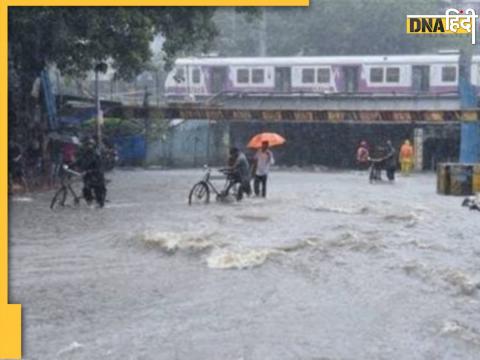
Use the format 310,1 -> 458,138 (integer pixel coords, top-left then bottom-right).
9,169 -> 480,360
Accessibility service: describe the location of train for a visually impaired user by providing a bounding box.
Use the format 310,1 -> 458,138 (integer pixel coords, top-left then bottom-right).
164,53 -> 480,100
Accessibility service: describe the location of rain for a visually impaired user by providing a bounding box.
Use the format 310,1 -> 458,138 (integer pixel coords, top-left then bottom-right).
7,1 -> 480,359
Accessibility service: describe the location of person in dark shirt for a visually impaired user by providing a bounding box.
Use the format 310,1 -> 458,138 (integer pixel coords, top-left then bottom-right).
75,138 -> 106,207
8,140 -> 28,192
383,140 -> 397,182
26,139 -> 43,187
225,147 -> 251,201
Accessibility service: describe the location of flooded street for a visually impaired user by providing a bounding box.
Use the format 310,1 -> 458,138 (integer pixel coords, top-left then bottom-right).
9,169 -> 480,360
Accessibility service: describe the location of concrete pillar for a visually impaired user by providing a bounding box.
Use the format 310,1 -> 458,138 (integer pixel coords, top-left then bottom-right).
414,128 -> 424,171
459,121 -> 480,163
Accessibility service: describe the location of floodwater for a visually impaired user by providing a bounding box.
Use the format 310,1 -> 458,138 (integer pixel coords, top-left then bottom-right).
9,169 -> 480,360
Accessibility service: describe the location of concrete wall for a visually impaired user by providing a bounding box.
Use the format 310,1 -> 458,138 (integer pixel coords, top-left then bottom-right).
147,120 -> 229,167
229,122 -> 460,170
147,119 -> 460,170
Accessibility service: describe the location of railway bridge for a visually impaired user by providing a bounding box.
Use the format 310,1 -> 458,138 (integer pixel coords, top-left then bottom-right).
61,96 -> 480,169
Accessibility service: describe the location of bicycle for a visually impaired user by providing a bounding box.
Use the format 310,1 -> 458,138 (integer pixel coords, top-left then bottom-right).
50,165 -> 83,210
188,166 -> 239,205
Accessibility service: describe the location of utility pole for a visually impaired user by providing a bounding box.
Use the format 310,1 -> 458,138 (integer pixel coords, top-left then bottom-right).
94,62 -> 108,150
143,86 -> 151,166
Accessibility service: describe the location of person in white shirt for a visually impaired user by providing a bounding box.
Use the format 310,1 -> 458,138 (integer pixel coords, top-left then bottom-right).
252,141 -> 274,198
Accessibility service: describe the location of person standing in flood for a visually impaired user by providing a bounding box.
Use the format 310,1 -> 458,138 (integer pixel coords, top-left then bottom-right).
227,147 -> 251,201
8,140 -> 28,193
75,138 -> 107,208
384,140 -> 397,182
252,141 -> 275,198
399,139 -> 414,176
62,136 -> 80,168
356,140 -> 370,170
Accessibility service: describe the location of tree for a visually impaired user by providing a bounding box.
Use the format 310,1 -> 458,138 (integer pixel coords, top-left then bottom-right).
9,8 -> 220,91
7,7 -> 229,149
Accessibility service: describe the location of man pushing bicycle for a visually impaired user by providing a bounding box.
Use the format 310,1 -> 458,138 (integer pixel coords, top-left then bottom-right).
224,147 -> 251,201
74,138 -> 107,208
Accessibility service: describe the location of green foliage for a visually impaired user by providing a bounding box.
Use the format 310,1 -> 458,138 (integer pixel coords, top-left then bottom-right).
81,117 -> 143,137
8,7 -> 225,82
8,6 -> 231,138
147,118 -> 169,142
81,116 -> 168,141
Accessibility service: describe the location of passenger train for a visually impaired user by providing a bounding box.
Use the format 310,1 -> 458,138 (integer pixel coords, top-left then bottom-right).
164,54 -> 480,100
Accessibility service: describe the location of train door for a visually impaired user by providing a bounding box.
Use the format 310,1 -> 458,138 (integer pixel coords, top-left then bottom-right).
342,66 -> 359,92
412,65 -> 430,92
210,67 -> 228,94
275,67 -> 291,92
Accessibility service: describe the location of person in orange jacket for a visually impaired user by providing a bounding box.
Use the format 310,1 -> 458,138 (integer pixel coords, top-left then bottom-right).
399,139 -> 414,175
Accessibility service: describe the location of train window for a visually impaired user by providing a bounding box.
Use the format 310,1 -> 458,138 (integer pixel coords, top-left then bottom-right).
370,68 -> 384,83
442,66 -> 456,82
386,67 -> 400,83
237,69 -> 249,83
192,68 -> 201,84
302,68 -> 315,83
317,68 -> 330,83
252,69 -> 265,83
173,68 -> 185,83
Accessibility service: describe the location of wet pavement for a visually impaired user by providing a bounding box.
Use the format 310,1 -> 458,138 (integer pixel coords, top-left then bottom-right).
9,168 -> 480,360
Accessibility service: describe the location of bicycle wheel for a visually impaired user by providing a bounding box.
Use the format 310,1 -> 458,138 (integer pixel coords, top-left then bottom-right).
50,187 -> 67,210
188,182 -> 210,205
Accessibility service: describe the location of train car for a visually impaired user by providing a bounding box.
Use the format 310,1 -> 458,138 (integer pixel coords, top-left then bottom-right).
164,54 -> 462,100
470,55 -> 480,93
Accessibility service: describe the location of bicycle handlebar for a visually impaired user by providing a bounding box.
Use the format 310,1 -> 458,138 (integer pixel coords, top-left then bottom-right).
62,165 -> 83,177
218,168 -> 233,174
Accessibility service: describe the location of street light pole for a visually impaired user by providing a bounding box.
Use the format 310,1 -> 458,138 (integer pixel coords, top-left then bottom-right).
94,62 -> 108,151
95,68 -> 101,149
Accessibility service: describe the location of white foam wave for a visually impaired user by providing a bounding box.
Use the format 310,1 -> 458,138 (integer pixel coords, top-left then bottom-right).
322,232 -> 384,253
11,196 -> 34,202
105,203 -> 137,209
141,229 -> 383,270
402,239 -> 452,253
383,212 -> 421,227
235,214 -> 270,222
441,320 -> 480,346
207,248 -> 281,269
140,231 -> 221,253
401,260 -> 480,296
57,341 -> 84,356
443,270 -> 480,296
306,202 -> 371,215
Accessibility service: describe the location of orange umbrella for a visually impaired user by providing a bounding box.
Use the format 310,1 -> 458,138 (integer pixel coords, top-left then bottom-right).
247,132 -> 286,149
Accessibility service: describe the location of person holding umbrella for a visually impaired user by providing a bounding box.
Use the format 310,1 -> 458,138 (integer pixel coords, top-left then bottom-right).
247,132 -> 285,198
252,141 -> 275,198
